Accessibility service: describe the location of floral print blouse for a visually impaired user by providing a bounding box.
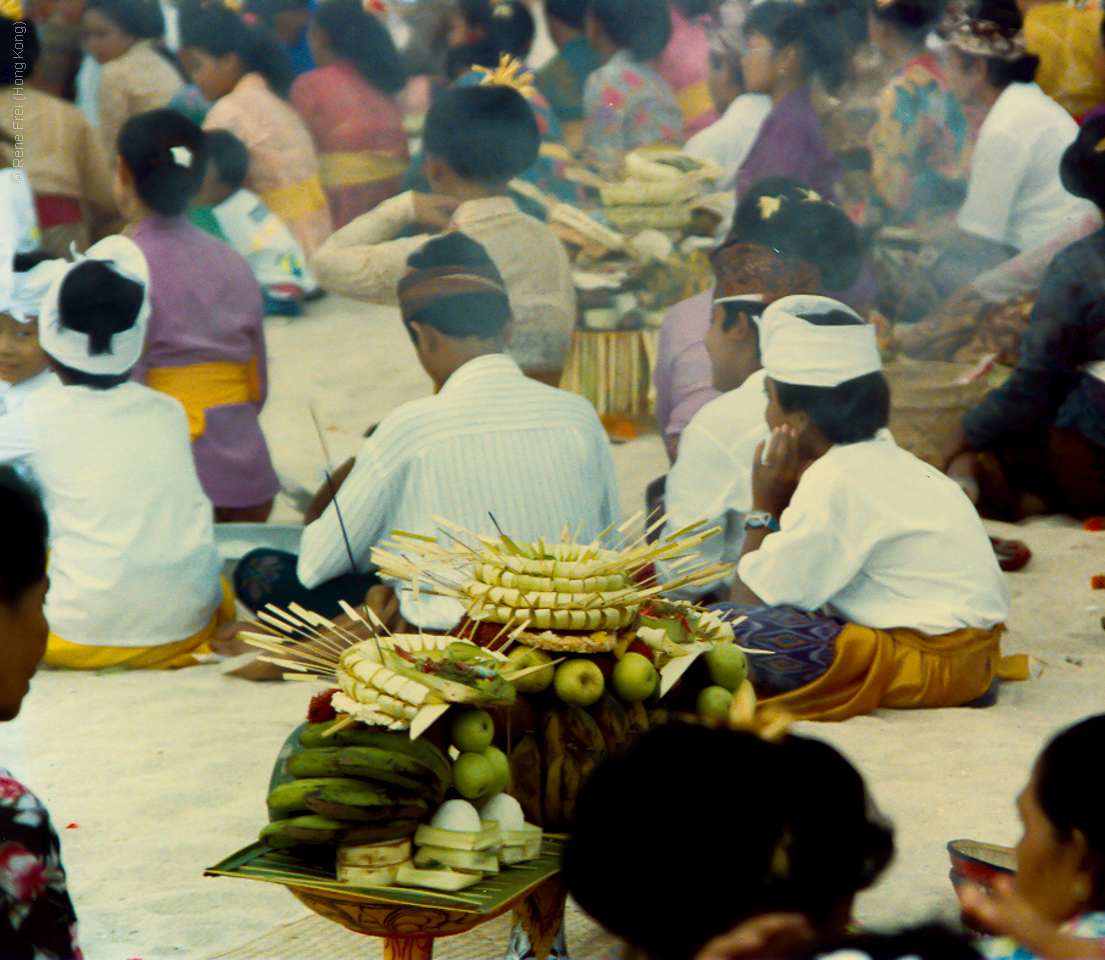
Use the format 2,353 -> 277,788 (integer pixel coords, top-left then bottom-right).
582,49 -> 683,176
0,768 -> 82,959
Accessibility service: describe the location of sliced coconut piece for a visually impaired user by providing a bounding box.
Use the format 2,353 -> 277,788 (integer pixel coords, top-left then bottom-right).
394,863 -> 482,891
413,845 -> 499,873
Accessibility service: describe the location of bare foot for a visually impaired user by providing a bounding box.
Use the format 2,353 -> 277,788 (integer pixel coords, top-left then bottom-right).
209,620 -> 259,658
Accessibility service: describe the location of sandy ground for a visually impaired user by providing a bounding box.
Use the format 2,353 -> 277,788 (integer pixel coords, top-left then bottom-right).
3,294 -> 1104,960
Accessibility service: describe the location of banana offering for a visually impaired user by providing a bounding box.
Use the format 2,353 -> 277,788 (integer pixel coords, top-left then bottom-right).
260,723 -> 452,850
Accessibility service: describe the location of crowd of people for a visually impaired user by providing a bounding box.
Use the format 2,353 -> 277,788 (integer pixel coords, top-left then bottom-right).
2,0 -> 1105,954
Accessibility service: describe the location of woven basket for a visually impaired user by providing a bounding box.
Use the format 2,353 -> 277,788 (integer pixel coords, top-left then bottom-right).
885,361 -> 990,467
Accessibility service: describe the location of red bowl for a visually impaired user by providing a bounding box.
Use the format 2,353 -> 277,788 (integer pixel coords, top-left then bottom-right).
947,838 -> 1016,893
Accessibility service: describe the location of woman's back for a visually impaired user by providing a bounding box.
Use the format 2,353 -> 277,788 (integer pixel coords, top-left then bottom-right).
291,61 -> 408,226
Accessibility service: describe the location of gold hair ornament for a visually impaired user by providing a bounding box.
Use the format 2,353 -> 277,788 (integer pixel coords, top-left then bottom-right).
0,0 -> 25,20
1094,137 -> 1105,153
475,54 -> 537,100
758,195 -> 783,219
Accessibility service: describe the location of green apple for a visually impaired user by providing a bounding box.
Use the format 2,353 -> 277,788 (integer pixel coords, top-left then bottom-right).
611,651 -> 659,703
505,645 -> 556,693
553,658 -> 605,707
449,709 -> 495,753
452,751 -> 496,800
704,644 -> 748,692
481,745 -> 511,795
697,685 -> 734,722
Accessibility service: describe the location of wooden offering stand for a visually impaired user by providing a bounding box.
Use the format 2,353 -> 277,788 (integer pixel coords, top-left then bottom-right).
207,838 -> 567,960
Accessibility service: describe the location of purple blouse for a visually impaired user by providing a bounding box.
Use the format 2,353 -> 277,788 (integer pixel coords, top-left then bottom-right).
131,216 -> 279,510
654,288 -> 720,462
735,85 -> 840,202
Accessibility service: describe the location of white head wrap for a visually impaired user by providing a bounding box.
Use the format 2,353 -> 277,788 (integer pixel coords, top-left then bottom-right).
0,246 -> 70,324
755,294 -> 881,387
37,236 -> 151,376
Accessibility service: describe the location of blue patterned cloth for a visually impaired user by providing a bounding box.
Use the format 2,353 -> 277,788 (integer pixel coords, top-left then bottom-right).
710,603 -> 845,696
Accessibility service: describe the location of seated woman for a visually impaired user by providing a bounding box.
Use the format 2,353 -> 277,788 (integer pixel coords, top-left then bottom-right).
83,0 -> 185,162
656,0 -> 718,138
581,0 -> 683,176
565,722 -> 903,960
866,0 -> 970,235
0,236 -> 232,669
0,18 -> 119,257
290,0 -> 409,227
933,0 -> 1092,297
713,295 -> 1011,721
682,4 -> 772,192
959,714 -> 1105,960
179,0 -> 333,257
0,467 -> 82,958
734,0 -> 851,203
119,110 -> 281,523
942,117 -> 1105,521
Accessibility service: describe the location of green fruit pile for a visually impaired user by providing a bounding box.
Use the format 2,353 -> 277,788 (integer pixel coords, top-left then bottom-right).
448,709 -> 511,802
261,722 -> 452,849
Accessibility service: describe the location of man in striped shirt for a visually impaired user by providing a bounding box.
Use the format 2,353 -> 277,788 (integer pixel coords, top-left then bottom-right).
233,232 -> 619,631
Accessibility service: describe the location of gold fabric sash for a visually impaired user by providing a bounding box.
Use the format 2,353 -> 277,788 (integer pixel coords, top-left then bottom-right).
262,176 -> 329,224
762,622 -> 1025,722
317,150 -> 408,190
146,359 -> 261,440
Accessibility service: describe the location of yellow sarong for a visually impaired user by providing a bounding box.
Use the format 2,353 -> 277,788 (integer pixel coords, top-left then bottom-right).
43,580 -> 237,671
317,150 -> 407,190
262,176 -> 330,225
762,623 -> 1026,722
146,359 -> 261,441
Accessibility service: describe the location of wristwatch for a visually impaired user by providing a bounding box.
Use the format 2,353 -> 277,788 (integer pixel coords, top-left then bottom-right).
744,511 -> 780,532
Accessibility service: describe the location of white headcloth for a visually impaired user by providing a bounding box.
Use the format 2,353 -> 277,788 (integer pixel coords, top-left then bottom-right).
37,236 -> 151,376
0,246 -> 71,324
755,294 -> 881,387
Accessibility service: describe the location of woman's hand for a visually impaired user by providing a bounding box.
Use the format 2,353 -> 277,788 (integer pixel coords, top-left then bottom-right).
958,877 -> 1101,959
752,425 -> 802,518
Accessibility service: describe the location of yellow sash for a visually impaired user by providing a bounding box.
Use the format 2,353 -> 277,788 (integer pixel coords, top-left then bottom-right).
43,580 -> 237,670
262,176 -> 330,224
146,360 -> 261,440
762,623 -> 1025,722
677,79 -> 714,127
317,150 -> 407,190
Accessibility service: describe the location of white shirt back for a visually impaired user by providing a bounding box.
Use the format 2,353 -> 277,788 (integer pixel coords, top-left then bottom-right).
298,355 -> 620,628
957,82 -> 1092,251
738,434 -> 1010,634
23,383 -> 222,646
657,369 -> 769,596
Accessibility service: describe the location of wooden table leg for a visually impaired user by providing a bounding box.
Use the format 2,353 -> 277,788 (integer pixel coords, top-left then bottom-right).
383,935 -> 434,960
513,874 -> 567,960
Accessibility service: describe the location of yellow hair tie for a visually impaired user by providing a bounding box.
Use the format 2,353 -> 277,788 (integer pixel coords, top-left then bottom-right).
475,54 -> 537,100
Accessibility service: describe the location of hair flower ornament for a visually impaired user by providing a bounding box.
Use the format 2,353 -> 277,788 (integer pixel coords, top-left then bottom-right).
758,195 -> 783,219
475,54 -> 537,100
0,0 -> 25,20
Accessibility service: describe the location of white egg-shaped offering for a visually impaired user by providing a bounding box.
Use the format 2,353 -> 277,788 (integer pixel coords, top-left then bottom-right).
430,799 -> 482,833
479,793 -> 525,831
